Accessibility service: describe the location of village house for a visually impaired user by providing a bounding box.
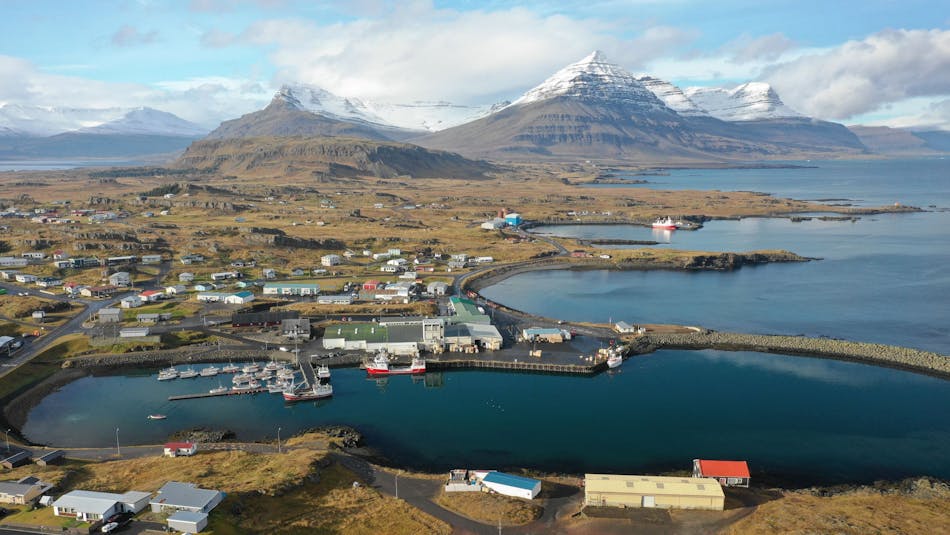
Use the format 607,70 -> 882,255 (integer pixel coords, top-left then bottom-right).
53,490 -> 151,522
163,442 -> 197,457
139,289 -> 163,302
692,459 -> 751,488
81,285 -> 118,298
224,291 -> 255,305
108,271 -> 131,287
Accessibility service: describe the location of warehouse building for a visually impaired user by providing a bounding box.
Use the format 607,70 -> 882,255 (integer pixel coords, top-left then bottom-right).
262,281 -> 320,296
584,474 -> 724,511
479,472 -> 541,500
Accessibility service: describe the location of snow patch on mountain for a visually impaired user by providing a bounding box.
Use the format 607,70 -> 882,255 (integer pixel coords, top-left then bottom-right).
78,108 -> 207,136
684,83 -> 801,121
508,51 -> 668,111
635,76 -> 707,117
276,84 -> 501,132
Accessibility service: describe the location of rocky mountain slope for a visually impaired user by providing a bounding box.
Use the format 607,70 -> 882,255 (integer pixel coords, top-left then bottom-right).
174,136 -> 495,180
849,125 -> 950,155
684,83 -> 801,121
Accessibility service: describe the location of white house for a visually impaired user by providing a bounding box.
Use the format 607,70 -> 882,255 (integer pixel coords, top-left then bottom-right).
427,281 -> 450,296
149,481 -> 223,514
196,293 -> 222,303
167,511 -> 208,534
108,272 -> 131,287
262,282 -> 320,296
120,295 -> 143,309
321,254 -> 341,266
15,273 -> 37,283
138,290 -> 163,303
53,490 -> 151,522
224,291 -> 255,305
178,272 -> 195,283
386,258 -> 408,267
141,254 -> 162,264
163,442 -> 197,458
372,252 -> 391,261
165,285 -> 187,295
262,268 -> 276,279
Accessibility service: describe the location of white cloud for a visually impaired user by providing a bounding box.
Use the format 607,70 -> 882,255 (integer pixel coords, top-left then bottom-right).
763,29 -> 950,120
0,55 -> 268,128
111,25 -> 160,47
231,4 -> 695,103
723,33 -> 796,63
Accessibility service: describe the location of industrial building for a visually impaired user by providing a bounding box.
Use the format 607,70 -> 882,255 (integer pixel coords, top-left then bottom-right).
692,459 -> 751,488
97,308 -> 122,323
231,310 -> 298,327
480,472 -> 541,500
447,297 -> 492,324
522,327 -> 569,343
224,291 -> 255,305
322,321 -> 438,355
584,474 -> 724,511
281,318 -> 311,339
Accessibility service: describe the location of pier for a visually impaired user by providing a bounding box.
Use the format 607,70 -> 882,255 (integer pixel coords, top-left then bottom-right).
298,359 -> 318,386
168,387 -> 267,401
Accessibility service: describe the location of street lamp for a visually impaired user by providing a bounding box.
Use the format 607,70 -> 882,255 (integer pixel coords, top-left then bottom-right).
277,427 -> 282,454
5,428 -> 10,452
115,427 -> 120,458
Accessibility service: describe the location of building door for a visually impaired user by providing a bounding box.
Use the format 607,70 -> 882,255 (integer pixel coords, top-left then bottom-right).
642,495 -> 656,508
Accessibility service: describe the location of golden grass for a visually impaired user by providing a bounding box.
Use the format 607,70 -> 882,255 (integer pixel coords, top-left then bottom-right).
726,490 -> 950,535
3,506 -> 90,529
436,490 -> 543,526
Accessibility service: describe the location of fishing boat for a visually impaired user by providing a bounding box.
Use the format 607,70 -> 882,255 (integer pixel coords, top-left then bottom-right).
277,368 -> 296,380
651,217 -> 680,230
242,362 -> 260,374
199,365 -> 220,377
232,373 -> 255,384
317,365 -> 331,380
264,360 -> 281,372
178,367 -> 199,379
221,361 -> 240,374
283,383 -> 333,402
147,414 -> 167,420
157,367 -> 178,381
365,352 -> 426,376
598,346 -> 624,369
255,369 -> 274,380
267,380 -> 292,394
209,384 -> 229,394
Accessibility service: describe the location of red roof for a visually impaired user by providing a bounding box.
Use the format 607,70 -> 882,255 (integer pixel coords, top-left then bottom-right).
140,290 -> 162,296
697,460 -> 750,478
164,442 -> 195,450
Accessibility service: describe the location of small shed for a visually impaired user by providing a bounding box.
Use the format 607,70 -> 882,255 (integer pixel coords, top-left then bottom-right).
167,510 -> 208,533
692,459 -> 751,488
163,442 -> 197,458
34,450 -> 65,466
119,327 -> 151,338
1,451 -> 31,469
480,472 -> 541,500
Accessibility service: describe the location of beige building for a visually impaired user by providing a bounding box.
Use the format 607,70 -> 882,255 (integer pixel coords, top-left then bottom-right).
584,474 -> 724,511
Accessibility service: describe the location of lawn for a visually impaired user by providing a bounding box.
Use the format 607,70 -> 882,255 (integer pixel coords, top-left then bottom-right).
3,506 -> 90,530
436,489 -> 542,526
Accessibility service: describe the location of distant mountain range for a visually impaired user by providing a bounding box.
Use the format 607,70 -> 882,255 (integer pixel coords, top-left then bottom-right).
0,105 -> 207,160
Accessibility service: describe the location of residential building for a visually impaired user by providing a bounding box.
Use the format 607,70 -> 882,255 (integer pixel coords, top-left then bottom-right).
149,481 -> 223,514
53,490 -> 151,522
82,285 -> 118,298
262,282 -> 320,296
178,272 -> 195,283
427,281 -> 450,296
317,294 -> 354,305
262,268 -> 276,279
36,277 -> 63,288
692,460 -> 751,488
0,477 -> 50,505
141,254 -> 162,264
196,292 -> 223,303
34,450 -> 65,466
139,290 -> 163,302
321,254 -> 341,266
108,271 -> 131,287
97,308 -> 122,323
1,452 -> 30,469
120,295 -> 143,309
14,273 -> 37,283
180,254 -> 205,265
163,442 -> 197,458
165,284 -> 187,295
211,271 -> 241,281
0,257 -> 28,268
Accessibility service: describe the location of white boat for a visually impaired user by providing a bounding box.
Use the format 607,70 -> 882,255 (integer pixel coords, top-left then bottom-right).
147,414 -> 167,420
199,365 -> 220,377
267,380 -> 292,394
242,362 -> 260,374
283,383 -> 333,402
178,367 -> 199,379
255,369 -> 274,380
209,384 -> 229,394
221,361 -> 240,374
264,360 -> 281,372
598,346 -> 624,369
607,354 -> 623,369
232,373 -> 255,384
652,217 -> 680,230
231,380 -> 261,391
157,367 -> 178,381
277,368 -> 296,380
317,365 -> 331,380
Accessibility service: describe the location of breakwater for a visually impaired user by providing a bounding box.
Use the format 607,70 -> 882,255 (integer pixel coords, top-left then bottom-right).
62,346 -> 275,369
629,331 -> 950,379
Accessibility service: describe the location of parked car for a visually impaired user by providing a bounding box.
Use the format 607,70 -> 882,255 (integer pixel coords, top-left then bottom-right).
101,522 -> 119,533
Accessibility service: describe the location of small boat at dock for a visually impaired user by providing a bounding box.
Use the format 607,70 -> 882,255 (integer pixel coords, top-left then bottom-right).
209,384 -> 228,394
232,380 -> 261,391
157,367 -> 179,381
232,373 -> 255,384
178,367 -> 199,379
221,361 -> 240,374
147,414 -> 167,420
317,365 -> 331,380
199,365 -> 220,377
242,362 -> 260,374
283,383 -> 333,402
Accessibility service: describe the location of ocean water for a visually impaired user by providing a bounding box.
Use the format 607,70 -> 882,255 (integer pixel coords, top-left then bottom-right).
20,158 -> 950,484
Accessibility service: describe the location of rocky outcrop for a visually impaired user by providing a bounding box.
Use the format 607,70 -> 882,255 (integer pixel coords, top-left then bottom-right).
169,427 -> 236,443
680,251 -> 813,270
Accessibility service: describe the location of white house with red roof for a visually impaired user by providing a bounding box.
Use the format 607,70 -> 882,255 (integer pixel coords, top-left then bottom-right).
692,459 -> 750,488
163,442 -> 197,458
139,290 -> 164,303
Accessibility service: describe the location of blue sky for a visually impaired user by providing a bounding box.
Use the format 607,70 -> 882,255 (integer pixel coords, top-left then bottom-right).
2,0 -> 949,128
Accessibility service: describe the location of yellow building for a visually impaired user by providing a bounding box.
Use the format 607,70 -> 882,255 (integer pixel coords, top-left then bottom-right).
584,474 -> 725,511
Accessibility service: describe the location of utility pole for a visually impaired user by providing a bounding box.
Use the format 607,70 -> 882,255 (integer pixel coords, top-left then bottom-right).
395,473 -> 399,500
115,427 -> 120,458
277,427 -> 282,454
5,428 -> 10,452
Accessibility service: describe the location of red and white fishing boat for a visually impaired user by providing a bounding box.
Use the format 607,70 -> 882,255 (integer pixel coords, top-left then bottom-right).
365,352 -> 426,376
283,383 -> 333,402
651,217 -> 680,230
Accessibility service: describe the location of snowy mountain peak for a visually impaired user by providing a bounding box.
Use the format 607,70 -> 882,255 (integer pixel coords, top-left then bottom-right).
509,51 -> 668,111
0,103 -> 205,137
684,82 -> 801,121
79,107 -> 208,136
272,83 -> 502,132
635,75 -> 707,117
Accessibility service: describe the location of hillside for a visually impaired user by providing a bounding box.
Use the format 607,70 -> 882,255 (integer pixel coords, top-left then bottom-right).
174,136 -> 496,179
849,125 -> 950,155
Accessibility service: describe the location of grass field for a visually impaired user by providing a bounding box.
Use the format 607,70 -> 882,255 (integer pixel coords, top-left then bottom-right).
436,490 -> 543,526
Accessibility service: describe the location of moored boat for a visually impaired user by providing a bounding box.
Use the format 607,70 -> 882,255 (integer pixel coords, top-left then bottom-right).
232,373 -> 255,384
317,365 -> 331,379
147,414 -> 167,420
651,217 -> 680,230
199,365 -> 220,377
366,352 -> 426,376
242,362 -> 260,374
231,380 -> 261,391
178,367 -> 199,379
283,383 -> 333,402
209,384 -> 229,394
157,367 -> 178,381
221,361 -> 240,374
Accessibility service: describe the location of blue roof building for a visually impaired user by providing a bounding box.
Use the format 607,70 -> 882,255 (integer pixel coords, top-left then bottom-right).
481,472 -> 541,499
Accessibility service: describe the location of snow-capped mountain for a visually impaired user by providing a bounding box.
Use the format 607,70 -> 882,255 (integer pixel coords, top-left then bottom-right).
276,83 -> 501,132
634,75 -> 707,116
79,108 -> 207,136
0,104 -> 205,137
684,83 -> 801,121
508,50 -> 668,111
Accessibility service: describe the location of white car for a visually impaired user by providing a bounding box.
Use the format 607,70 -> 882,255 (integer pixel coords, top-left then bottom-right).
101,522 -> 119,533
